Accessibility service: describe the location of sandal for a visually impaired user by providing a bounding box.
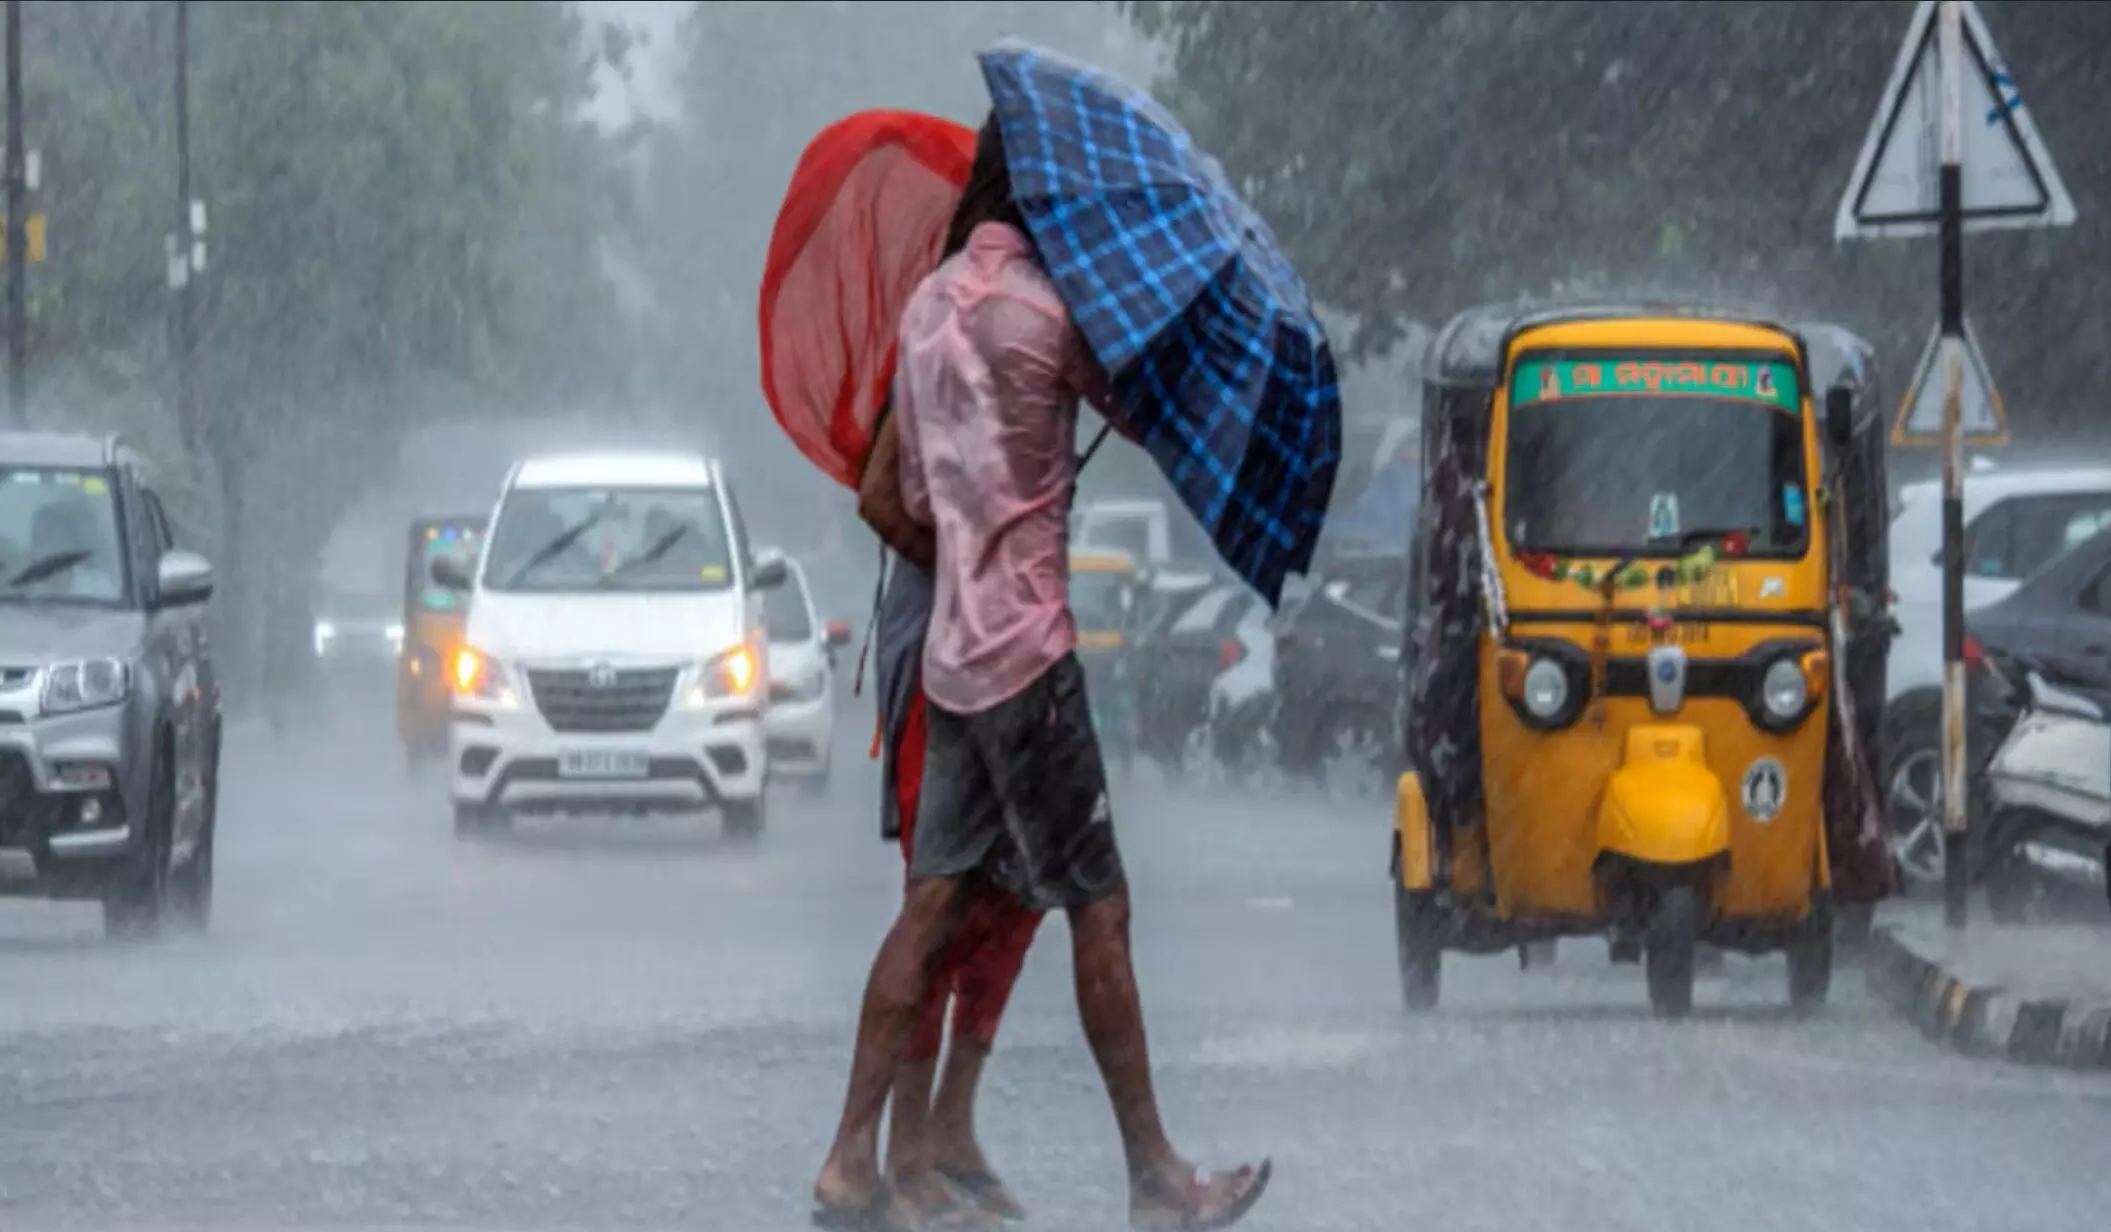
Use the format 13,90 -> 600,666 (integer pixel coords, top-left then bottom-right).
935,1165 -> 1029,1221
1130,1159 -> 1274,1232
813,1187 -> 915,1232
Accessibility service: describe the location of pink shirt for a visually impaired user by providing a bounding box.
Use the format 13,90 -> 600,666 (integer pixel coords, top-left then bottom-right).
895,222 -> 1115,715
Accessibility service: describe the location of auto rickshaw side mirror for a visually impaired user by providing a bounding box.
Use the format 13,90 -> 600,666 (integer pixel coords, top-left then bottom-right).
1824,383 -> 1855,448
429,555 -> 472,592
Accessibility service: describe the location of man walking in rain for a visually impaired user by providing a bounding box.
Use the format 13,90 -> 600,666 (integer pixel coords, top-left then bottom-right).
812,114 -> 1271,1232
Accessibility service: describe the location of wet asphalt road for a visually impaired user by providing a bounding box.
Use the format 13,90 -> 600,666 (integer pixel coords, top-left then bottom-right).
4,694 -> 2110,1232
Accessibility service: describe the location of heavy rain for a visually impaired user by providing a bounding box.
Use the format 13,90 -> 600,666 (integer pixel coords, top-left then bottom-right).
3,2 -> 2110,1230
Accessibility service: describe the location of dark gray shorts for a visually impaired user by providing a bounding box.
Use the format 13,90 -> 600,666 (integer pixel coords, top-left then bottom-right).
907,653 -> 1125,911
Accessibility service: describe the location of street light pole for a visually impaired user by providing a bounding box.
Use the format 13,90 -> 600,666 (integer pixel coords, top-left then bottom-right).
6,0 -> 24,425
173,0 -> 196,448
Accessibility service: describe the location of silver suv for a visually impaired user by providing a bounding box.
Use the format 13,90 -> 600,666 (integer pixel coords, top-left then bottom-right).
0,432 -> 221,938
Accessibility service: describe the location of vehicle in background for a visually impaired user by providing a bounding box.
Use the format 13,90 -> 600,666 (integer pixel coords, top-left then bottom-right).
761,553 -> 849,793
1883,467 -> 2111,889
1074,497 -> 1171,570
1129,579 -> 1262,779
1961,521 -> 2111,913
0,432 -> 220,938
1271,548 -> 1406,799
1070,549 -> 1144,776
1974,650 -> 2111,920
396,515 -> 485,775
429,453 -> 787,841
1207,593 -> 1278,784
313,584 -> 402,694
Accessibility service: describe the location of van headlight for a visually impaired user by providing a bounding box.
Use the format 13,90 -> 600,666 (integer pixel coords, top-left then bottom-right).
1759,657 -> 1808,724
1521,658 -> 1570,722
43,658 -> 131,715
682,642 -> 764,706
451,645 -> 518,707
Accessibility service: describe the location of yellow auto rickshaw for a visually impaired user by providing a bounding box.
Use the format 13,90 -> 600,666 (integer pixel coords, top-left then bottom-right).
397,514 -> 486,774
1071,549 -> 1143,774
1391,303 -> 1892,1018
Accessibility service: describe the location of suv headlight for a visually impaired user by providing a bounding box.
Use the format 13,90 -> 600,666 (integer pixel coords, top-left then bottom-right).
43,658 -> 131,715
681,641 -> 765,707
450,646 -> 518,707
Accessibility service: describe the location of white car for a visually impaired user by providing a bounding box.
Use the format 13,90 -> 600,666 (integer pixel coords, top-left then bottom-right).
761,553 -> 849,791
432,452 -> 783,840
1883,465 -> 2111,884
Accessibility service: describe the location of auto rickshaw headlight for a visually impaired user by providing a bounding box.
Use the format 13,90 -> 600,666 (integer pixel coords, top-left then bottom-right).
1760,657 -> 1808,723
1522,658 -> 1570,721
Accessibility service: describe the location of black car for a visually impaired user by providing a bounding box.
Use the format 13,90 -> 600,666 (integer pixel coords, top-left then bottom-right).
1270,548 -> 1406,796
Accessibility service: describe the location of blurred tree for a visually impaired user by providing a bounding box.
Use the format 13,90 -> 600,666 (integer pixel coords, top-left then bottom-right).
11,0 -> 637,695
1123,0 -> 2111,453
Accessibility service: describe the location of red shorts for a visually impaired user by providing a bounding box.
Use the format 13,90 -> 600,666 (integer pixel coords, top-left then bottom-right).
895,687 -> 1043,1062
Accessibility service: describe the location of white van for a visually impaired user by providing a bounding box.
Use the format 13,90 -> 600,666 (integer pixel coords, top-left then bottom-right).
431,452 -> 785,840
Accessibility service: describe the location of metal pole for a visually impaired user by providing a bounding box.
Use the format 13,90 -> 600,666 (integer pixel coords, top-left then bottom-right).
5,0 -> 23,424
1937,0 -> 1969,930
174,0 -> 195,448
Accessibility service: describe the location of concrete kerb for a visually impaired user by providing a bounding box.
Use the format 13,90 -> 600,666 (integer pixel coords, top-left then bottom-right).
1866,925 -> 2111,1071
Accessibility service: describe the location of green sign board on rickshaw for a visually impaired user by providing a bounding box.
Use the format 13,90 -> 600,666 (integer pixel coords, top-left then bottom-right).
1511,357 -> 1801,413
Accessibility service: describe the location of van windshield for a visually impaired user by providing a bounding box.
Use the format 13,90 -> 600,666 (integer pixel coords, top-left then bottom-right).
1502,354 -> 1810,560
482,486 -> 734,594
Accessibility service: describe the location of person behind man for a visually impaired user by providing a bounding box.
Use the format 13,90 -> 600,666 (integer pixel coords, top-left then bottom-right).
857,404 -> 1042,1229
812,113 -> 1271,1232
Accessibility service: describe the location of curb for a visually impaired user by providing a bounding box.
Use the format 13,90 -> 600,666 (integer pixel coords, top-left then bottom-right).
1866,925 -> 2111,1071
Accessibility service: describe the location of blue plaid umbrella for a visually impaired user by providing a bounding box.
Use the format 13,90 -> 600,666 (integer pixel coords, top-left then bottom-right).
977,40 -> 1342,607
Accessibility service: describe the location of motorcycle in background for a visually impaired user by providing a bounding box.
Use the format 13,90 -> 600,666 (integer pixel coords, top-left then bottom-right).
1975,652 -> 2111,919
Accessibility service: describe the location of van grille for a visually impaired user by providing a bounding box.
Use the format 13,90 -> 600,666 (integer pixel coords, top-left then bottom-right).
527,666 -> 678,734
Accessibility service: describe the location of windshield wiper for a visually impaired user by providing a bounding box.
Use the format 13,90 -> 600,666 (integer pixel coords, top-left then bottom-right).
1652,526 -> 1760,552
606,524 -> 689,579
504,510 -> 607,587
4,549 -> 91,588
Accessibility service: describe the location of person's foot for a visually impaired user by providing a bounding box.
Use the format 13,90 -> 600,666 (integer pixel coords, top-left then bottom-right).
1129,1159 -> 1273,1231
890,1166 -> 998,1230
933,1161 -> 1028,1222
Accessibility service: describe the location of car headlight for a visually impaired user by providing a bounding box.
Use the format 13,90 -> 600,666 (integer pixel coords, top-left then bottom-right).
1521,657 -> 1570,721
681,641 -> 765,707
313,620 -> 337,656
1760,657 -> 1808,723
42,657 -> 131,715
450,645 -> 518,707
385,623 -> 405,650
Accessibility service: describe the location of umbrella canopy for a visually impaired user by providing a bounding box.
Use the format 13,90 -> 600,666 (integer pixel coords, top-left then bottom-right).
758,110 -> 977,489
977,40 -> 1342,607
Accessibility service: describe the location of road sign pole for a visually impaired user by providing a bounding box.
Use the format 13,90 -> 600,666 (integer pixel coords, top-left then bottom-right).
1936,0 -> 1970,931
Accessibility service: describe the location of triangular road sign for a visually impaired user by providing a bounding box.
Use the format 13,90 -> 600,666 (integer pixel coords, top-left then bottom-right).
1836,0 -> 2076,240
1892,319 -> 2009,446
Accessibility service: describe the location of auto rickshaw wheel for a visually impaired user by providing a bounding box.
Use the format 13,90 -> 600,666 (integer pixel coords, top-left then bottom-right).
1644,886 -> 1701,1020
1392,879 -> 1442,1013
1787,894 -> 1835,1015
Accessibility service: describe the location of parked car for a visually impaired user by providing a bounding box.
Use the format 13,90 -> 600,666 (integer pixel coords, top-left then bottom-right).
1883,467 -> 2111,887
0,432 -> 221,938
429,452 -> 786,841
1206,588 -> 1278,783
1129,580 -> 1262,779
1271,548 -> 1406,798
761,552 -> 850,793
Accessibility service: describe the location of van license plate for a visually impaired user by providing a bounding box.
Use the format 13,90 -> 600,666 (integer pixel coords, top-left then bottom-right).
558,750 -> 650,779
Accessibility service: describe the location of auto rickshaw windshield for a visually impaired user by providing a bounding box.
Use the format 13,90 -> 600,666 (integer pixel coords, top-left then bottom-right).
1070,567 -> 1131,629
1503,354 -> 1811,560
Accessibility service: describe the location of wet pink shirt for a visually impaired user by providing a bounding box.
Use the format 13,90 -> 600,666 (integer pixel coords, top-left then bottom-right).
895,222 -> 1116,715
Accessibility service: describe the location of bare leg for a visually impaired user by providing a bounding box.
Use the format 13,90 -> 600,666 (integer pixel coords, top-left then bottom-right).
813,877 -> 969,1211
1070,887 -> 1270,1227
927,1038 -> 991,1173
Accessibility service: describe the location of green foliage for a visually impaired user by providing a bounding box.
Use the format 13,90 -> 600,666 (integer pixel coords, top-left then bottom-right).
1124,0 -> 2111,448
